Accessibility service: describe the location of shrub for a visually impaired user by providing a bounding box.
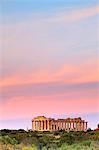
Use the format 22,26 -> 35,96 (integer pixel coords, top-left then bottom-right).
22,146 -> 35,150
81,140 -> 91,147
60,133 -> 75,145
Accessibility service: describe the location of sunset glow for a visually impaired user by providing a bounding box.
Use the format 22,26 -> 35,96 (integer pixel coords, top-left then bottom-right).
0,0 -> 99,129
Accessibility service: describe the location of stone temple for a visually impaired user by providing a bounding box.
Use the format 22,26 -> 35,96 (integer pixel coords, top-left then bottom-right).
32,116 -> 87,132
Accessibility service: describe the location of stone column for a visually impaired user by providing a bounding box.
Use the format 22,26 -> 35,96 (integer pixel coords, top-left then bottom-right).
51,124 -> 53,131
73,122 -> 75,131
42,120 -> 44,130
40,120 -> 42,131
35,121 -> 37,130
61,122 -> 62,130
32,121 -> 33,130
68,122 -> 70,131
65,122 -> 67,130
61,122 -> 62,129
56,122 -> 58,130
40,120 -> 41,130
47,120 -> 50,130
70,122 -> 72,130
38,121 -> 39,130
71,121 -> 73,130
79,122 -> 81,131
36,121 -> 38,130
39,121 -> 41,130
65,122 -> 66,129
37,121 -> 39,130
57,122 -> 59,130
83,122 -> 85,131
70,122 -> 71,130
82,121 -> 84,131
64,122 -> 66,130
35,121 -> 38,130
44,120 -> 46,131
76,122 -> 78,131
63,122 -> 65,130
53,123 -> 55,131
54,123 -> 56,131
78,122 -> 80,131
59,122 -> 61,130
32,120 -> 34,130
80,122 -> 82,131
62,122 -> 64,130
37,121 -> 38,130
50,121 -> 52,130
45,120 -> 47,130
54,123 -> 56,130
77,122 -> 79,131
61,122 -> 63,130
81,122 -> 84,131
54,124 -> 56,130
34,121 -> 36,130
32,121 -> 35,130
74,122 -> 76,131
43,120 -> 45,130
84,122 -> 87,131
58,122 -> 60,130
72,122 -> 73,129
67,122 -> 69,132
72,122 -> 74,129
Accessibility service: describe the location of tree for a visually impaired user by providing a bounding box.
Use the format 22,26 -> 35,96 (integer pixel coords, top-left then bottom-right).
60,133 -> 75,145
87,128 -> 92,132
0,135 -> 18,150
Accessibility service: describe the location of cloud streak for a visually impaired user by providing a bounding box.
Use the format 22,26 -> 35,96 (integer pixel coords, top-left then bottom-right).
1,58 -> 98,88
0,96 -> 98,120
51,5 -> 99,23
1,81 -> 98,99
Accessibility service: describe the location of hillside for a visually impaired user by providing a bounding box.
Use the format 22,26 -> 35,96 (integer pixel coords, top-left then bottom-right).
0,129 -> 99,150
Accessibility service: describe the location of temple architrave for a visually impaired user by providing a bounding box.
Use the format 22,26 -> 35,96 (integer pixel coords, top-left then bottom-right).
32,116 -> 87,132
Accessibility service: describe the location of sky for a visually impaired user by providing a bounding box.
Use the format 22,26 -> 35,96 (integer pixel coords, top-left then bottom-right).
0,0 -> 99,129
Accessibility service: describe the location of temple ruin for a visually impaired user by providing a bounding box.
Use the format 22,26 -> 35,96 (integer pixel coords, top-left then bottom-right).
32,116 -> 87,132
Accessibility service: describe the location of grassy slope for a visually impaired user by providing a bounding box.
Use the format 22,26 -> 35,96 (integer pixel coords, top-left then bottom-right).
0,130 -> 99,150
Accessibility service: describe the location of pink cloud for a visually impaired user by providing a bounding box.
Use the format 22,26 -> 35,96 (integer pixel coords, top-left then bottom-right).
0,95 -> 98,120
1,58 -> 98,88
48,5 -> 99,24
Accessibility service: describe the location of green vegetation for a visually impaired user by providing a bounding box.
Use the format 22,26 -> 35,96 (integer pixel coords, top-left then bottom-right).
0,129 -> 99,150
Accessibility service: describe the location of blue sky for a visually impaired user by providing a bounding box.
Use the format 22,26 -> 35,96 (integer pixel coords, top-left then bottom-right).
0,0 -> 98,24
1,0 -> 98,14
